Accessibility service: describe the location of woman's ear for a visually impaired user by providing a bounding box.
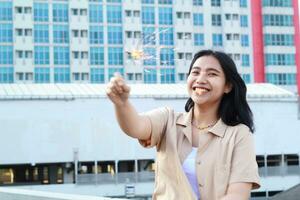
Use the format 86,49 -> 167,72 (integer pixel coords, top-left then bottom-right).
224,83 -> 232,94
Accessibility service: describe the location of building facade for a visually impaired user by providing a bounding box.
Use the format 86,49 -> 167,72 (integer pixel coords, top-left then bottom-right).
0,0 -> 299,93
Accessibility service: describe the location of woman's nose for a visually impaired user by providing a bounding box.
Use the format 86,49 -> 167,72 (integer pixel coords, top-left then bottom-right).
196,72 -> 207,83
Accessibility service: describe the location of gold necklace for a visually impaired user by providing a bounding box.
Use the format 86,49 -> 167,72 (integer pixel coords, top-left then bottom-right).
192,121 -> 217,130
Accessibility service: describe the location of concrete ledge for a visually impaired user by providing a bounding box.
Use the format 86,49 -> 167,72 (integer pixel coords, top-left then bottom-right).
0,187 -> 125,200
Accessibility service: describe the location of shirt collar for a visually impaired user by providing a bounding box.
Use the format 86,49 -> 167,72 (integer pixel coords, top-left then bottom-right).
176,109 -> 227,138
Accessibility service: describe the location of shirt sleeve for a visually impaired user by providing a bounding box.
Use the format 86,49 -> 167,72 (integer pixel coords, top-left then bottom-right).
229,127 -> 261,190
138,107 -> 170,149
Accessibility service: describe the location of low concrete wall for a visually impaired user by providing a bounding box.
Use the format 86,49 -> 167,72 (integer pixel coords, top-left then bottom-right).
0,187 -> 125,200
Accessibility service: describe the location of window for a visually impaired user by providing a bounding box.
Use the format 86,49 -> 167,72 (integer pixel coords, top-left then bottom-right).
159,7 -> 173,25
193,13 -> 203,26
142,6 -> 155,24
0,23 -> 12,42
241,34 -> 249,46
89,26 -> 104,44
144,68 -> 157,83
143,48 -> 156,65
212,14 -> 221,26
159,28 -> 174,45
34,46 -> 49,65
158,0 -> 172,4
108,68 -> 124,80
160,68 -> 175,83
263,0 -> 292,7
160,48 -> 174,65
212,34 -> 223,46
34,3 -> 48,22
266,73 -> 296,85
0,67 -> 13,83
54,67 -> 70,83
265,54 -> 295,66
241,74 -> 250,83
90,68 -> 105,83
240,15 -> 248,27
53,3 -> 68,22
240,0 -> 247,7
241,54 -> 250,67
264,34 -> 294,46
0,2 -> 12,21
263,14 -> 293,26
107,0 -> 121,2
89,4 -> 103,23
194,33 -> 204,46
107,5 -> 122,23
54,47 -> 69,65
107,26 -> 123,44
90,47 -> 104,65
193,0 -> 203,6
53,25 -> 69,43
211,0 -> 221,7
142,0 -> 154,4
142,27 -> 156,45
108,47 -> 123,65
34,67 -> 50,83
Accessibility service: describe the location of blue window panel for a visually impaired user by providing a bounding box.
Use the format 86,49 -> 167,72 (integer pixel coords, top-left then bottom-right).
211,0 -> 221,6
34,24 -> 49,43
0,67 -> 13,83
53,3 -> 68,22
142,0 -> 154,3
108,68 -> 124,80
108,47 -> 123,65
212,14 -> 222,26
107,0 -> 121,2
266,73 -> 296,85
107,26 -> 123,44
193,0 -> 203,6
241,54 -> 250,67
0,23 -> 13,42
107,5 -> 122,23
264,34 -> 294,46
144,68 -> 157,83
212,34 -> 223,46
265,54 -> 295,66
143,48 -> 156,65
54,47 -> 70,65
53,25 -> 69,43
0,2 -> 12,21
241,34 -> 249,47
34,46 -> 49,65
159,7 -> 173,25
91,68 -> 105,83
90,47 -> 104,65
142,27 -> 156,45
89,4 -> 103,23
193,13 -> 203,26
241,74 -> 250,83
160,68 -> 175,83
159,28 -> 174,45
0,46 -> 13,64
54,67 -> 70,83
34,3 -> 49,22
240,15 -> 248,27
34,67 -> 50,83
158,0 -> 172,4
263,14 -> 293,26
89,26 -> 104,44
240,0 -> 247,7
89,0 -> 102,2
160,48 -> 174,66
263,0 -> 292,7
194,33 -> 204,46
142,6 -> 155,24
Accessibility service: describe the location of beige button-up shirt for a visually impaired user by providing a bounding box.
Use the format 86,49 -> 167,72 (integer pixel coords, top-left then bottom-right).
139,107 -> 260,200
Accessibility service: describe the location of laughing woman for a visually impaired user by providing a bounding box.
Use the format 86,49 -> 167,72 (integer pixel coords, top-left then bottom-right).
106,50 -> 260,200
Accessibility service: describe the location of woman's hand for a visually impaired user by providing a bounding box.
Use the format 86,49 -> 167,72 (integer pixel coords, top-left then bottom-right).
106,73 -> 131,107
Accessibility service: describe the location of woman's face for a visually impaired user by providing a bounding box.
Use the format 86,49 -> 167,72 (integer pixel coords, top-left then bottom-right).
187,55 -> 231,108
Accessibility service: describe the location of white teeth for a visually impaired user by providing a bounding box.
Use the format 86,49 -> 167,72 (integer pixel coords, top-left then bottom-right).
195,88 -> 208,95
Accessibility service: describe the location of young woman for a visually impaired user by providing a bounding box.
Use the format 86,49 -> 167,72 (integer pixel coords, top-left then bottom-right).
106,50 -> 260,200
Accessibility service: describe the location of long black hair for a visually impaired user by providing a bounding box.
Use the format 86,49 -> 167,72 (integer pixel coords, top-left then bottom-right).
184,50 -> 255,133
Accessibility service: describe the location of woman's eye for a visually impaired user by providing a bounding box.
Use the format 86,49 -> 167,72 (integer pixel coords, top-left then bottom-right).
191,71 -> 199,75
208,73 -> 217,76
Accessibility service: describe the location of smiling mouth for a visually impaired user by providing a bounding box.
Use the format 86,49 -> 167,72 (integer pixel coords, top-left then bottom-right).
194,87 -> 210,95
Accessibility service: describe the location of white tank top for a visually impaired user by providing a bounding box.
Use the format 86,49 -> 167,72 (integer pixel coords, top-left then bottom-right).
182,147 -> 200,199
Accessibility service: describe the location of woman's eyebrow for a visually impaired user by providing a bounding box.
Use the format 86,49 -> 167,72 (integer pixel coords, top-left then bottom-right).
192,66 -> 221,73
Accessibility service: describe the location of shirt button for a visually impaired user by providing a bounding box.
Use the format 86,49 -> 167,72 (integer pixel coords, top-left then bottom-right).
198,183 -> 204,187
197,160 -> 201,165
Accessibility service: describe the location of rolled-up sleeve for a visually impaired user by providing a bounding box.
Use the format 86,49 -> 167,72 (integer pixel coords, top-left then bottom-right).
138,107 -> 169,149
229,128 -> 261,190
